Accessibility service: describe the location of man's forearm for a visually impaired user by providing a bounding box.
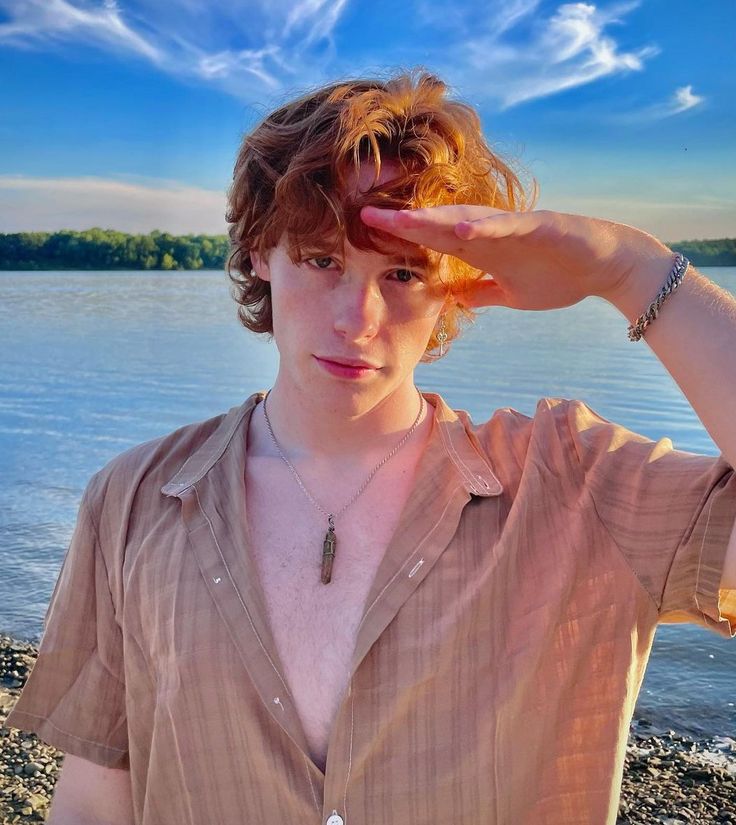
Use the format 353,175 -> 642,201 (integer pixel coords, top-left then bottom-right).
606,243 -> 736,469
605,243 -> 736,590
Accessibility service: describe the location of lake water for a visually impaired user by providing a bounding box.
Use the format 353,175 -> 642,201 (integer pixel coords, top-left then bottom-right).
1,267 -> 734,740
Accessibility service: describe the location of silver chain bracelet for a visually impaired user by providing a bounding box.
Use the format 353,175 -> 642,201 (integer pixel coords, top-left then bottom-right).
627,252 -> 690,342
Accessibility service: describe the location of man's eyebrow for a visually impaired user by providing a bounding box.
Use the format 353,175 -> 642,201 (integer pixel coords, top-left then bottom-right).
383,252 -> 435,269
298,240 -> 436,270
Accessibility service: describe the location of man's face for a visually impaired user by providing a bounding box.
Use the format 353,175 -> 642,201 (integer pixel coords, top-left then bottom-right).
252,162 -> 450,413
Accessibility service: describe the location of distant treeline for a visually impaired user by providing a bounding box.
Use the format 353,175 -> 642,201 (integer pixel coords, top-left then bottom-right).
671,238 -> 736,267
0,229 -> 231,270
1,229 -> 735,270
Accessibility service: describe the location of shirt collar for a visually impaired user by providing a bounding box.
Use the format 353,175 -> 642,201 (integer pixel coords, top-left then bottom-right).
161,390 -> 503,498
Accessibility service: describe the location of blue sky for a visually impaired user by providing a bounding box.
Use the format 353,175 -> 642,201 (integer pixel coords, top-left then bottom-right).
0,0 -> 734,241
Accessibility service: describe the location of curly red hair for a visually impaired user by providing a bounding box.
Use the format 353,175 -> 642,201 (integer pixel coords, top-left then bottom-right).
226,68 -> 537,356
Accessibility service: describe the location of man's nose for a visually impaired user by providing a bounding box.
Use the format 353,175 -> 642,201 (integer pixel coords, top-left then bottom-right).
332,279 -> 385,340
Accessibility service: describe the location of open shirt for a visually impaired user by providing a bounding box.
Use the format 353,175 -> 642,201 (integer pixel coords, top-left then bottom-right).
5,390 -> 736,824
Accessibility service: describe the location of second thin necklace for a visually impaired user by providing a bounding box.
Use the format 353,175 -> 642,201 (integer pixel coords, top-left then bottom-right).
261,388 -> 425,584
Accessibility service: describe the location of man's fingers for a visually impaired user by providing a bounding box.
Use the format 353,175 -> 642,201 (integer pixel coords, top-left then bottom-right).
455,212 -> 526,241
360,206 -> 404,228
361,204 -> 508,235
359,205 -> 536,269
360,206 -> 463,252
360,206 -> 431,232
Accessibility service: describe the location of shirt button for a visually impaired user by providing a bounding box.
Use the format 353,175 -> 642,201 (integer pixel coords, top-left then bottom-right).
326,812 -> 344,825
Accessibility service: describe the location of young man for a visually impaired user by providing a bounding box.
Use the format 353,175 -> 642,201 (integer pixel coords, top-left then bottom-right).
5,70 -> 736,825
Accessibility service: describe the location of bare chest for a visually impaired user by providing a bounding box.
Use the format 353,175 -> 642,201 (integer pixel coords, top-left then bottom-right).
244,459 -> 415,772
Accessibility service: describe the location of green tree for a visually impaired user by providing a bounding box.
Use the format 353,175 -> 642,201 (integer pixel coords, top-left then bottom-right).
160,252 -> 176,270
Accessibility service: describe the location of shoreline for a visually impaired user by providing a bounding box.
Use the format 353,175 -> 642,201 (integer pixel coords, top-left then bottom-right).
1,633 -> 734,824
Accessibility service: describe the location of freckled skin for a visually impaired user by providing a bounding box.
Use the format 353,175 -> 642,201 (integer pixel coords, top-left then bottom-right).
249,160 -> 451,461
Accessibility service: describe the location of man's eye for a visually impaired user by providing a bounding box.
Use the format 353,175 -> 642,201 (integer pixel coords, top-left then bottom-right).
306,256 -> 335,269
393,269 -> 422,284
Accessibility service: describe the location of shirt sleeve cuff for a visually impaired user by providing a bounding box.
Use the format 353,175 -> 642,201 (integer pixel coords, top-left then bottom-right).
4,705 -> 130,769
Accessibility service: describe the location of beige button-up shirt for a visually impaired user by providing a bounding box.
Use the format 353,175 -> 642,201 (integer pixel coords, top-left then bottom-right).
5,390 -> 736,824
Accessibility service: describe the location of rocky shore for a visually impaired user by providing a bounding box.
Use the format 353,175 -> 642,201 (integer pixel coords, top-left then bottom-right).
0,633 -> 734,823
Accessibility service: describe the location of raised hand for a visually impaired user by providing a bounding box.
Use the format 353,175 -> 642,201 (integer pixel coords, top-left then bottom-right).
360,204 -> 673,312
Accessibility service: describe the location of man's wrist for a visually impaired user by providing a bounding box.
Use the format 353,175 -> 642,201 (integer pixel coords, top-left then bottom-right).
602,235 -> 676,324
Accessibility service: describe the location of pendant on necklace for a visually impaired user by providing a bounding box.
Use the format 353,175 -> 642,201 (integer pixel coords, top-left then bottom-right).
321,515 -> 336,584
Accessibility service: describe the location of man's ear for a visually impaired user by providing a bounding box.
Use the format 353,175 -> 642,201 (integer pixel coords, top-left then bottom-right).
250,250 -> 271,282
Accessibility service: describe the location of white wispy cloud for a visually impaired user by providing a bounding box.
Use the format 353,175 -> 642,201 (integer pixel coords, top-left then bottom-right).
0,0 -> 341,99
606,84 -> 706,124
0,175 -> 227,234
0,0 -> 664,110
438,1 -> 659,109
415,0 -> 542,40
195,47 -> 285,89
0,0 -> 162,63
284,0 -> 351,46
672,85 -> 703,113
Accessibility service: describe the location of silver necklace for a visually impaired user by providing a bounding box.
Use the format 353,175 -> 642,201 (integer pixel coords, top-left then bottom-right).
261,387 -> 425,584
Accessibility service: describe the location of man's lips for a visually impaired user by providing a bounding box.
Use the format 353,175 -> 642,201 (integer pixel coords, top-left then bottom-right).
316,356 -> 380,369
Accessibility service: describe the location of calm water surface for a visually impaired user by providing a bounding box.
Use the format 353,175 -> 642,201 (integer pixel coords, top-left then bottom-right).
1,268 -> 734,739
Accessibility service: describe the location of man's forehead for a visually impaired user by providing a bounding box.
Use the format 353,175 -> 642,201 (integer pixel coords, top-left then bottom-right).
284,158 -> 443,271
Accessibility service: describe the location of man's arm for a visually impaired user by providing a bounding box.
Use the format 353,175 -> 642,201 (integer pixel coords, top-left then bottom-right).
48,754 -> 134,825
606,261 -> 736,484
360,205 -> 736,589
604,260 -> 736,591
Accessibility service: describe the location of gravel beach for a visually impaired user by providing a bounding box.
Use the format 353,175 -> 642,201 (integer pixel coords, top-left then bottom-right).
0,632 -> 734,824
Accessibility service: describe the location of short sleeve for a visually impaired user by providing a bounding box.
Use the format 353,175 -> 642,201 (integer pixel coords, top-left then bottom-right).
3,479 -> 129,767
565,399 -> 736,639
